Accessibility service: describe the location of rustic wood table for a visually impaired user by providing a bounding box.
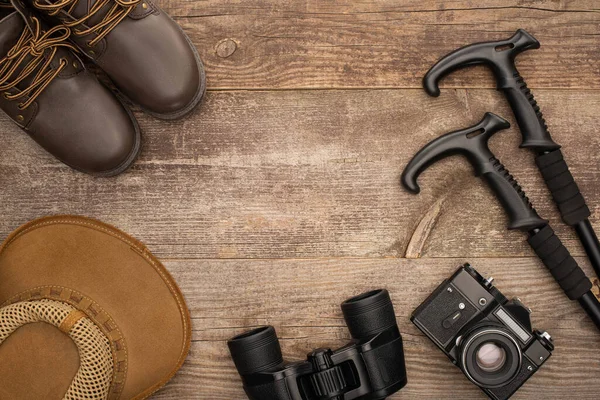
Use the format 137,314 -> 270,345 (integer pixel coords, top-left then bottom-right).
1,0 -> 599,398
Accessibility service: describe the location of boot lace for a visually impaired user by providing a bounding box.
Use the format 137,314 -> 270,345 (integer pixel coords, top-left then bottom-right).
0,17 -> 78,110
33,0 -> 142,47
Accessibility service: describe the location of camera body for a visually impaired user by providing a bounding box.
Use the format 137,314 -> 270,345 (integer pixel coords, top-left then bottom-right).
228,290 -> 407,400
411,264 -> 553,400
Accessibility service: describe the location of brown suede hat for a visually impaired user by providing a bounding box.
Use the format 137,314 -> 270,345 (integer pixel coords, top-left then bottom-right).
0,216 -> 191,399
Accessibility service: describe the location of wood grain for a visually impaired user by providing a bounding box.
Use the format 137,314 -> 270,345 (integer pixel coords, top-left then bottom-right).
1,89 -> 599,260
151,258 -> 600,399
159,0 -> 600,89
1,1 -> 599,398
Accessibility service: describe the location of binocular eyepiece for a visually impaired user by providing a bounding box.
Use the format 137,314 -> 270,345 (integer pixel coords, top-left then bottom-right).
228,325 -> 284,375
341,289 -> 398,339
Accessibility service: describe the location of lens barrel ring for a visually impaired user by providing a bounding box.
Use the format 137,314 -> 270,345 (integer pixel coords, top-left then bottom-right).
460,328 -> 522,389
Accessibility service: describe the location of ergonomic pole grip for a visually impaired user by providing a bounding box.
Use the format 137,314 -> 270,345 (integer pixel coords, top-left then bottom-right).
401,113 -> 547,231
498,71 -> 559,151
422,29 -> 560,151
536,150 -> 591,226
480,157 -> 547,231
528,225 -> 592,300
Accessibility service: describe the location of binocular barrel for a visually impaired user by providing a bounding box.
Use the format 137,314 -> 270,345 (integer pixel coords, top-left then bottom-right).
228,326 -> 284,375
341,289 -> 398,339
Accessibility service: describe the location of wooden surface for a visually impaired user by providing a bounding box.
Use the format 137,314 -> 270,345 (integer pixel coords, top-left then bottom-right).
1,0 -> 600,398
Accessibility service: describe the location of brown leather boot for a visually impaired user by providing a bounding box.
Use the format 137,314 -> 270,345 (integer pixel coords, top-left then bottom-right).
0,10 -> 141,176
22,0 -> 206,120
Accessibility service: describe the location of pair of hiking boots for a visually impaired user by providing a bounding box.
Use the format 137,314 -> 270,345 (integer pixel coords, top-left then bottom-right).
0,0 -> 205,176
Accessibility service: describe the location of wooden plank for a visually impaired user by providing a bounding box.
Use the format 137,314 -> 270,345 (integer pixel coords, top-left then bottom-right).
0,2 -> 597,399
1,89 -> 599,259
151,257 -> 600,399
159,0 -> 600,89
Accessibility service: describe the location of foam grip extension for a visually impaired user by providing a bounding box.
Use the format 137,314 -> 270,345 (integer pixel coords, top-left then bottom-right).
528,225 -> 592,300
536,150 -> 590,226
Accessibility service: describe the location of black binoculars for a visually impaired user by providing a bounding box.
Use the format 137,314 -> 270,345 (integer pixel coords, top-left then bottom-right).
228,289 -> 408,400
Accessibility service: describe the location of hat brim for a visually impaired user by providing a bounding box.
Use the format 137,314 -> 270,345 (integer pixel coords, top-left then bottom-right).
0,215 -> 191,399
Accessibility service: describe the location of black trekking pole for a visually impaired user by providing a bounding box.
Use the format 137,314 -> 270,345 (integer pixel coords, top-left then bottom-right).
422,29 -> 600,280
402,113 -> 600,331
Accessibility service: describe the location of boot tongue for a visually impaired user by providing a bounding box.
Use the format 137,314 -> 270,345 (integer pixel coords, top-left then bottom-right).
72,0 -> 115,28
0,12 -> 25,59
72,0 -> 96,19
37,0 -> 114,28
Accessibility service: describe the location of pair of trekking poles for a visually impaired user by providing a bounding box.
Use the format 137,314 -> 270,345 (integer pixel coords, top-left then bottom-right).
402,30 -> 600,332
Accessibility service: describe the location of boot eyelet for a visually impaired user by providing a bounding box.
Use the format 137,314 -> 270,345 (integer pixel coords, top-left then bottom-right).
16,115 -> 24,122
3,92 -> 10,99
142,2 -> 148,9
73,61 -> 79,69
87,42 -> 96,56
59,57 -> 68,65
17,103 -> 25,110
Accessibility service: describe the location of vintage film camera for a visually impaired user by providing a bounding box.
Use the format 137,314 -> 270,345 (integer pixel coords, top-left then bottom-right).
228,289 -> 407,400
411,264 -> 554,400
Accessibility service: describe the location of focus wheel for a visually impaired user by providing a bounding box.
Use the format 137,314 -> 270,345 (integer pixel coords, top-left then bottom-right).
309,365 -> 347,398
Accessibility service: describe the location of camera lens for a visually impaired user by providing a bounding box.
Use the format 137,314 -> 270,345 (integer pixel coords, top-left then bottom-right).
476,342 -> 507,372
460,327 -> 521,389
341,289 -> 397,340
228,326 -> 284,375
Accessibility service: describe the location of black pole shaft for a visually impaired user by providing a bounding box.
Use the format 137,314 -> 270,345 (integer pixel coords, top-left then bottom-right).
574,219 -> 600,280
578,291 -> 600,332
536,150 -> 600,280
528,225 -> 600,333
